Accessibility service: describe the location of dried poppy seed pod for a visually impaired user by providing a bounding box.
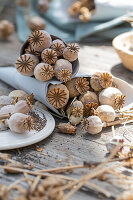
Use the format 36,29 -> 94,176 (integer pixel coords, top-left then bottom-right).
79,7 -> 91,22
7,113 -> 33,134
99,87 -> 123,109
90,72 -> 113,92
82,116 -> 103,134
27,16 -> 46,32
25,45 -> 41,58
34,63 -> 55,82
47,84 -> 69,109
15,54 -> 39,76
41,48 -> 57,65
75,77 -> 90,94
28,30 -> 52,52
63,43 -> 79,62
37,0 -> 50,13
65,78 -> 80,98
51,39 -> 66,57
0,96 -> 12,108
83,102 -> 98,117
0,105 -> 15,115
71,100 -> 84,117
69,115 -> 83,126
0,20 -> 14,39
9,90 -> 28,102
96,105 -> 116,122
57,123 -> 77,135
14,100 -> 31,114
54,59 -> 72,82
79,91 -> 98,106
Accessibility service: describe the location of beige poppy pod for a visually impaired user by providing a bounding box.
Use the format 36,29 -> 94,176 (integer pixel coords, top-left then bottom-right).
90,72 -> 113,92
54,59 -> 72,82
7,113 -> 28,133
65,78 -> 80,98
14,100 -> 31,114
63,43 -> 79,62
0,96 -> 12,108
34,63 -> 55,82
71,100 -> 84,117
79,91 -> 98,106
47,84 -> 69,109
9,90 -> 28,101
0,20 -> 14,39
99,87 -> 123,109
56,123 -> 77,135
38,0 -> 50,13
41,49 -> 57,65
27,16 -> 46,32
28,30 -> 52,52
82,116 -> 103,134
69,115 -> 83,126
25,45 -> 41,58
0,105 -> 15,115
96,105 -> 116,122
15,54 -> 39,76
51,39 -> 66,57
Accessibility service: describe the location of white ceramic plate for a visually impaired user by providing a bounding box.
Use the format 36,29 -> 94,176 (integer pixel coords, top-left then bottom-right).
0,107 -> 55,150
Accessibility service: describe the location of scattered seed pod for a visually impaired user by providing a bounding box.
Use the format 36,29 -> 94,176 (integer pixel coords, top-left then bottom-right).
15,54 -> 39,76
57,123 -> 77,135
41,48 -> 57,65
34,63 -> 55,81
90,72 -> 113,92
47,84 -> 69,109
51,39 -> 66,57
28,30 -> 52,52
0,96 -> 12,108
81,116 -> 103,134
75,77 -> 90,94
106,136 -> 124,153
63,43 -> 79,62
34,101 -> 48,111
16,0 -> 29,6
7,113 -> 28,133
79,91 -> 98,106
25,45 -> 41,58
65,78 -> 80,98
0,20 -> 14,39
37,0 -> 50,13
83,102 -> 98,117
96,105 -> 116,122
54,59 -> 72,82
27,16 -> 46,32
69,115 -> 83,126
99,87 -> 123,109
9,90 -> 28,102
14,100 -> 31,114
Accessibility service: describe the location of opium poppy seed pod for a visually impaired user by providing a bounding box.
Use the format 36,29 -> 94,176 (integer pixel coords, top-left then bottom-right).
99,87 -> 125,109
79,91 -> 98,106
69,115 -> 83,126
0,96 -> 12,108
54,59 -> 72,82
28,30 -> 52,52
51,39 -> 66,57
47,84 -> 69,109
71,100 -> 84,118
14,98 -> 32,114
34,63 -> 55,82
41,48 -> 57,65
0,20 -> 14,39
90,72 -> 113,92
57,123 -> 77,135
27,16 -> 46,32
37,0 -> 50,13
8,113 -> 34,134
63,43 -> 79,62
0,105 -> 15,115
9,90 -> 28,102
65,78 -> 80,98
96,105 -> 116,122
15,54 -> 39,76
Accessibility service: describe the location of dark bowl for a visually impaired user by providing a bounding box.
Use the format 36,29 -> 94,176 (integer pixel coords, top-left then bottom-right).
20,34 -> 79,78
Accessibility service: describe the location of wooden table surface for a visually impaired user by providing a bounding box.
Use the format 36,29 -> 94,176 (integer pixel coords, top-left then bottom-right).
0,1 -> 133,200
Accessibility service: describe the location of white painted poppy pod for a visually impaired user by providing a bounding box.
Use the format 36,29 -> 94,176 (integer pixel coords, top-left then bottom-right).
84,116 -> 103,134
